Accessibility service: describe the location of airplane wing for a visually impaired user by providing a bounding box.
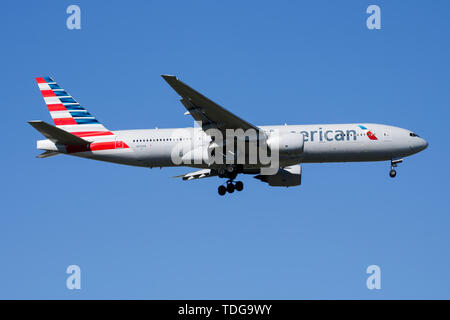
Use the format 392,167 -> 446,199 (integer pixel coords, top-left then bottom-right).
161,75 -> 263,135
173,169 -> 217,181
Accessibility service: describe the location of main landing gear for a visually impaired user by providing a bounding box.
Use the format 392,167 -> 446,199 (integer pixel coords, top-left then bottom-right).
217,165 -> 244,196
218,180 -> 244,196
389,159 -> 403,178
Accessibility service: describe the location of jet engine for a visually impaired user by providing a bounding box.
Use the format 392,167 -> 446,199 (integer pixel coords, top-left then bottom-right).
254,165 -> 302,187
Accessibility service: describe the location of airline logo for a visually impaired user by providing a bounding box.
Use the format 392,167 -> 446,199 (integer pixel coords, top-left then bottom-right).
36,76 -> 112,137
36,76 -> 129,153
358,125 -> 378,140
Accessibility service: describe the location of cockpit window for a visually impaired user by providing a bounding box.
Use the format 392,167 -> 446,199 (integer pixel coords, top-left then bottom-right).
410,132 -> 419,137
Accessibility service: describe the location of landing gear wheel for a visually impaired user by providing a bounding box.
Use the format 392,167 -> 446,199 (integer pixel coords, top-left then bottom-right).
389,169 -> 397,178
235,181 -> 244,191
218,185 -> 227,196
226,183 -> 235,193
389,159 -> 402,179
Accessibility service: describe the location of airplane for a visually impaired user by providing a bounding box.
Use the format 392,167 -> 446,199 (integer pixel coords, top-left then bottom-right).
29,75 -> 428,196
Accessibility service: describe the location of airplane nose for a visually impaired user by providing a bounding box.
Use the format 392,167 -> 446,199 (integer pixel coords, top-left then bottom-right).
421,138 -> 428,151
410,137 -> 428,153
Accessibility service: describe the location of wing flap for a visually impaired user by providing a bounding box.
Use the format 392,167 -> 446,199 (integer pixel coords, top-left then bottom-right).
173,169 -> 217,181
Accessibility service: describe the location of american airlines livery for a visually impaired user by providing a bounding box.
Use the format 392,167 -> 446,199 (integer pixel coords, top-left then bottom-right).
29,76 -> 428,196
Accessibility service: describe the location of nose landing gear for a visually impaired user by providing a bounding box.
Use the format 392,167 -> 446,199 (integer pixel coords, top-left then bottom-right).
389,159 -> 403,178
389,169 -> 397,178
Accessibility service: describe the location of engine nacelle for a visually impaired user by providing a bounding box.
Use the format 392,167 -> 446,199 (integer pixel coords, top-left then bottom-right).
267,131 -> 304,159
255,165 -> 302,187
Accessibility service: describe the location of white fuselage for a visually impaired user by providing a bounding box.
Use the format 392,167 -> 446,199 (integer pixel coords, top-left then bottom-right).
39,123 -> 427,169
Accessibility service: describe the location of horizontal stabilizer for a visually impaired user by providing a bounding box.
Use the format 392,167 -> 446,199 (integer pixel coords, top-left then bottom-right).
36,150 -> 60,158
28,120 -> 88,145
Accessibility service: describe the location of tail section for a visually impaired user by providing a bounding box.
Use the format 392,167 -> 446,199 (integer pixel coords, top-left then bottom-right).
36,151 -> 60,158
28,120 -> 89,145
35,77 -> 113,138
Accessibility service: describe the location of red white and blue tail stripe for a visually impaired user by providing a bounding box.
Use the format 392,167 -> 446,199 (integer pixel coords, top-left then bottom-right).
36,77 -> 113,138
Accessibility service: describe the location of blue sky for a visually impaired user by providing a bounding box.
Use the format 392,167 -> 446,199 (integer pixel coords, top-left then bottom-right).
1,0 -> 449,299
